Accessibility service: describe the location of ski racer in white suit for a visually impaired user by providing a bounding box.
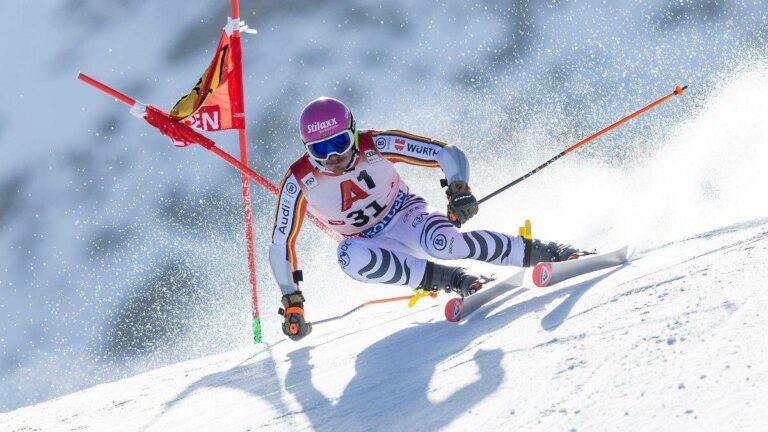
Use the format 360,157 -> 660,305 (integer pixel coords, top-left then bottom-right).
271,97 -> 582,340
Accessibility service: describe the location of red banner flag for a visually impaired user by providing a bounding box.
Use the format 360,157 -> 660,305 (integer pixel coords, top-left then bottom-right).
144,105 -> 216,148
169,25 -> 245,132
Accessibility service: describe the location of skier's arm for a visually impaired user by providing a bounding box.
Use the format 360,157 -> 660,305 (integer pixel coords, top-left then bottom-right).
375,130 -> 476,226
269,172 -> 312,340
268,172 -> 307,295
374,130 -> 470,184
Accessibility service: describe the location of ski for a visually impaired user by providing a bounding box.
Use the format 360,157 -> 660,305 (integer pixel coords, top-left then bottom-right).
532,245 -> 633,288
445,270 -> 525,322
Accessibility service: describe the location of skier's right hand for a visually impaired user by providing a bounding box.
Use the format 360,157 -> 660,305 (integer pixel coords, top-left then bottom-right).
278,291 -> 312,341
446,180 -> 479,227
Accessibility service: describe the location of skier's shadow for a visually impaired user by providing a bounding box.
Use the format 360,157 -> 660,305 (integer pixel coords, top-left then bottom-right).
286,333 -> 505,432
284,268 -> 622,431
150,268 -> 618,431
469,265 -> 624,331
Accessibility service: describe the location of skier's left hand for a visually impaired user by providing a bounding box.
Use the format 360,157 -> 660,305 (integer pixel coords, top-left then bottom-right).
446,180 -> 479,227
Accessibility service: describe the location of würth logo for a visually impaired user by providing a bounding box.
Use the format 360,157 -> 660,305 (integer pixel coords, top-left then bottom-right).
306,118 -> 338,133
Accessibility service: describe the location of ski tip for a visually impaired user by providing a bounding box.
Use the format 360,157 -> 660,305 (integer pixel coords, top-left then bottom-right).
445,297 -> 464,322
625,244 -> 637,262
532,262 -> 553,288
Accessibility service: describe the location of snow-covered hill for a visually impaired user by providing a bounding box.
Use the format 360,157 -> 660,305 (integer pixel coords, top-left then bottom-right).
2,217 -> 767,431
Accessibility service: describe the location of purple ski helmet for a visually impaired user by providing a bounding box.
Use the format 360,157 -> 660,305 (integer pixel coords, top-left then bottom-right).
299,97 -> 355,144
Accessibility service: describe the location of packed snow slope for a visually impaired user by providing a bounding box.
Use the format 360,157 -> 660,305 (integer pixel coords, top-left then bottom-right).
2,217 -> 768,431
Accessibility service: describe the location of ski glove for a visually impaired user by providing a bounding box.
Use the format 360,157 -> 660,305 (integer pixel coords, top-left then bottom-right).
278,291 -> 312,341
446,181 -> 479,227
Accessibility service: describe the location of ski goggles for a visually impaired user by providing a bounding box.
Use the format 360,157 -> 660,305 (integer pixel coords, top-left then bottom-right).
304,129 -> 356,161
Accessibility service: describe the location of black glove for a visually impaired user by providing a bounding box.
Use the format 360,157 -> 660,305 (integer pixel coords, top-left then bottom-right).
446,180 -> 479,227
278,291 -> 312,341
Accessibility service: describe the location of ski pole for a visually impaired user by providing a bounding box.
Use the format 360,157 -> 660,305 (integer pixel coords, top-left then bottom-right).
77,72 -> 341,241
477,85 -> 687,205
312,293 -> 436,325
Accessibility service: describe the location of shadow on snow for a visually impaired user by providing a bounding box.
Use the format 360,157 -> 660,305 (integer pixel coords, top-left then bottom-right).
156,267 -> 622,431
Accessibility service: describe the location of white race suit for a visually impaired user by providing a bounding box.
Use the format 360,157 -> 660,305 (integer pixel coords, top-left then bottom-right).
269,129 -> 526,294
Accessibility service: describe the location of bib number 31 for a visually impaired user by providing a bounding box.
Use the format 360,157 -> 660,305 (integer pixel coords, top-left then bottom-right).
340,170 -> 386,227
347,201 -> 386,227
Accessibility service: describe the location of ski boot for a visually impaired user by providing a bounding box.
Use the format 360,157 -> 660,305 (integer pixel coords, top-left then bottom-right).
523,238 -> 588,267
418,261 -> 485,297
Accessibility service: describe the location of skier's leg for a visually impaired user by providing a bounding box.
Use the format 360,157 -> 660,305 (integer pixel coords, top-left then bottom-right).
398,207 -> 582,267
411,210 -> 528,266
372,203 -> 509,296
341,197 -> 582,295
336,237 -> 428,288
335,237 -> 483,295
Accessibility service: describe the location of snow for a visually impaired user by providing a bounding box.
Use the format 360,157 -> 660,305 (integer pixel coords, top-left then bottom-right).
2,217 -> 767,431
1,0 -> 768,427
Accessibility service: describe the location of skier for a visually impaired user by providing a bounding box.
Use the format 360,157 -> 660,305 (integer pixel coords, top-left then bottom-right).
271,97 -> 583,340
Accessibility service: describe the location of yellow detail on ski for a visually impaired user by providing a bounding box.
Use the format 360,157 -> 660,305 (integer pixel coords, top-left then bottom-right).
408,289 -> 438,308
519,219 -> 532,240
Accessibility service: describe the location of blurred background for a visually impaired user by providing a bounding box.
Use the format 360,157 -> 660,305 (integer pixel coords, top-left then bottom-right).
1,0 -> 766,412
